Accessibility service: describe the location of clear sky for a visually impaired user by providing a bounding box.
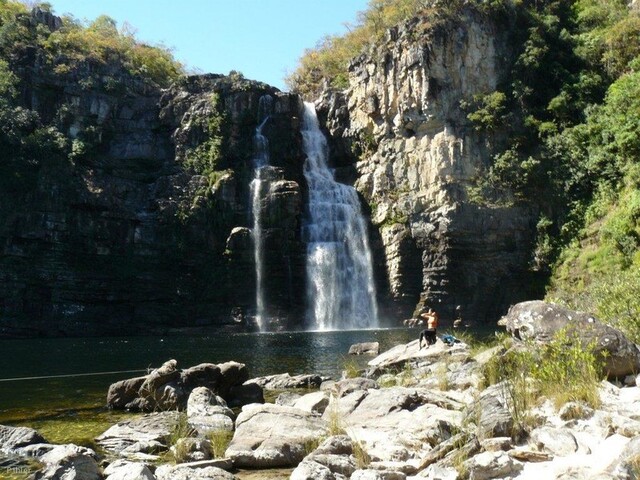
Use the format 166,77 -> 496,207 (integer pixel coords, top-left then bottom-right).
45,0 -> 371,91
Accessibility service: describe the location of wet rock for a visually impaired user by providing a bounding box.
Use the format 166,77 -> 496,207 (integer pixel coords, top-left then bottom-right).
499,301 -> 640,377
349,342 -> 380,355
0,425 -> 46,452
225,403 -> 327,468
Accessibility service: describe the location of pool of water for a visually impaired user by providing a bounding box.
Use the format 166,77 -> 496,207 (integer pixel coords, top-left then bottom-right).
0,328 -> 420,423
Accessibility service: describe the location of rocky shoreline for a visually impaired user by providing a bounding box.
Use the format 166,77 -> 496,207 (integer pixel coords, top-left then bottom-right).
2,301 -> 640,479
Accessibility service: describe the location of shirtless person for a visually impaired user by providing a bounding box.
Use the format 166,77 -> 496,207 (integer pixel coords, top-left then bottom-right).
418,307 -> 439,349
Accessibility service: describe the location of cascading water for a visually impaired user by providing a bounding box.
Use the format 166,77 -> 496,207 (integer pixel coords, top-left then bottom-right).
250,95 -> 273,332
301,102 -> 379,330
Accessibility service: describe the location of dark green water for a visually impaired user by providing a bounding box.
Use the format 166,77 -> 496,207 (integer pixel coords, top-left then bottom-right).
0,328 -> 418,422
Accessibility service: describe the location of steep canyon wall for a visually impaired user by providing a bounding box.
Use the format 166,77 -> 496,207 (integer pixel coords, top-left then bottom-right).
318,9 -> 545,325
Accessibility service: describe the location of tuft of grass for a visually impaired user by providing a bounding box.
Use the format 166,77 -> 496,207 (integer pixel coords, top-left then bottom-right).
398,361 -> 417,387
342,357 -> 362,379
351,437 -> 371,469
326,399 -> 346,436
207,429 -> 233,458
168,413 -> 196,449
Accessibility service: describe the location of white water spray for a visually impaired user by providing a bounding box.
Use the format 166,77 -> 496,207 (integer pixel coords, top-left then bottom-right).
250,95 -> 272,331
301,102 -> 379,330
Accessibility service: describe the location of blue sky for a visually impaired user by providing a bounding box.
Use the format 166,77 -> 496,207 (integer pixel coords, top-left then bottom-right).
46,0 -> 371,91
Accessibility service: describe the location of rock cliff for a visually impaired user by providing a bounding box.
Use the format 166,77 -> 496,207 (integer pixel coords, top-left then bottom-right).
0,10 -> 306,336
0,7 -> 549,336
317,7 -> 545,324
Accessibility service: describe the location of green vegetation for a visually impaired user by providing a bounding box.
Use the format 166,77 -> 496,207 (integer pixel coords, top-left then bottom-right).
207,429 -> 233,458
483,329 -> 603,438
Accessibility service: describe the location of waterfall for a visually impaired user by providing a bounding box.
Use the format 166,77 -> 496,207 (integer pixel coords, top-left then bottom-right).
250,95 -> 273,332
301,102 -> 379,330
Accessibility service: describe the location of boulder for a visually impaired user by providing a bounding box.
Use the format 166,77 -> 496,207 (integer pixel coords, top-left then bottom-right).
96,412 -> 178,454
216,362 -> 249,397
139,359 -> 180,397
290,459 -> 336,480
246,373 -> 323,389
225,403 -> 327,468
499,301 -> 640,377
181,363 -> 222,392
350,470 -> 406,480
187,387 -> 232,416
330,377 -> 379,398
186,387 -> 235,433
275,392 -> 302,406
472,383 -> 514,438
293,391 -> 330,414
155,463 -> 236,480
103,460 -> 155,480
529,426 -> 579,457
349,342 -> 380,355
34,444 -> 100,480
0,425 -> 46,451
227,382 -> 264,408
462,451 -> 523,480
107,376 -> 147,409
324,387 -> 463,464
107,360 -> 253,412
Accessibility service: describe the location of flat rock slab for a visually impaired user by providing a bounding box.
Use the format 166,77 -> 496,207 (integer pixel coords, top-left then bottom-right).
368,339 -> 468,372
245,373 -> 324,389
0,425 -> 47,452
324,387 -> 463,463
96,412 -> 179,454
226,403 -> 327,468
155,463 -> 237,480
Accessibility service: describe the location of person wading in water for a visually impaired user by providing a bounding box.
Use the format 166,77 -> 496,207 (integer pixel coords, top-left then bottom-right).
418,307 -> 439,349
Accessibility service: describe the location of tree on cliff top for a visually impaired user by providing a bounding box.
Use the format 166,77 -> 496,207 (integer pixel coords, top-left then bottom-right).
0,0 -> 184,87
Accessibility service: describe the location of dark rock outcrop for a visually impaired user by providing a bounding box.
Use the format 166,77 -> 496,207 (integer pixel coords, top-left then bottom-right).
106,360 -> 260,412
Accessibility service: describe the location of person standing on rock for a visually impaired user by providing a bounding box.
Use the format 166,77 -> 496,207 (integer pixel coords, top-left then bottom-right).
419,307 -> 439,349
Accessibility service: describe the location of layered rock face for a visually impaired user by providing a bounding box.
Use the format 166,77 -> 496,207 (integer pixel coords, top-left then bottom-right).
318,9 -> 544,323
0,12 -> 306,336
